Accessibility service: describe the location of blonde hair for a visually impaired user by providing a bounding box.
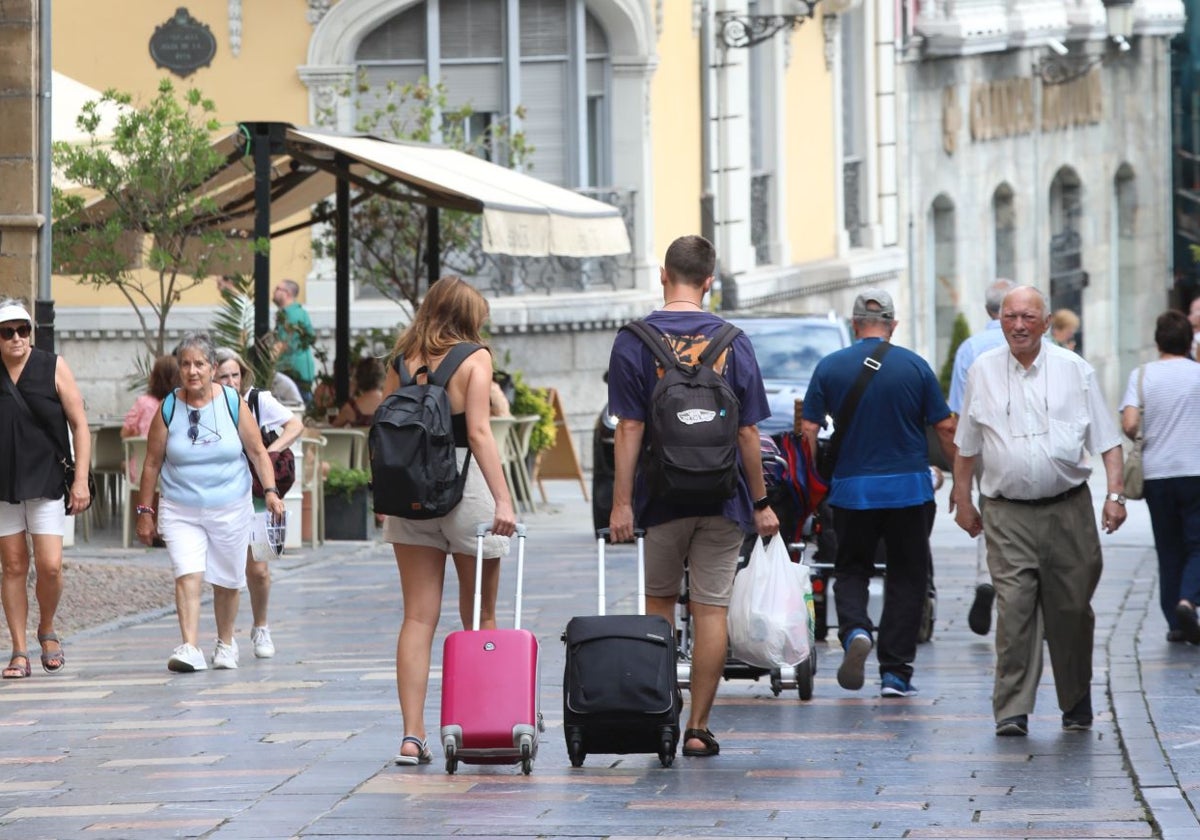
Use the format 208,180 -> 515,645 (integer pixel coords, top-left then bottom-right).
391,276 -> 490,363
1051,309 -> 1080,333
214,347 -> 254,390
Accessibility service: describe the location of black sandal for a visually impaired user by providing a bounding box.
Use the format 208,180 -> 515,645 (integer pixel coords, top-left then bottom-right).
681,728 -> 720,757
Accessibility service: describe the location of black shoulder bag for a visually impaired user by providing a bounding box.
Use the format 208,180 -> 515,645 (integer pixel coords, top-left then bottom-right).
1,372 -> 95,513
816,341 -> 893,481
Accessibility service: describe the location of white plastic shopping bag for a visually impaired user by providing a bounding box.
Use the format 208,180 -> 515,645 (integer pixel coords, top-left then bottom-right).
727,536 -> 812,669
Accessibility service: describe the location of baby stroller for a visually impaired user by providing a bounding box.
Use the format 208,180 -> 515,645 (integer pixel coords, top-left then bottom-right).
675,433 -> 819,701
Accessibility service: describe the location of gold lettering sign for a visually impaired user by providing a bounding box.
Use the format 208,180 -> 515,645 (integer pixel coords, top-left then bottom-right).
968,78 -> 1036,141
1040,67 -> 1103,131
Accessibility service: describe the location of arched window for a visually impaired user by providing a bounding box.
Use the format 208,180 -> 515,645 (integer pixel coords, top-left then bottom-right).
1049,167 -> 1084,351
354,0 -> 611,188
1114,164 -> 1138,385
992,183 -> 1015,283
931,194 -> 957,367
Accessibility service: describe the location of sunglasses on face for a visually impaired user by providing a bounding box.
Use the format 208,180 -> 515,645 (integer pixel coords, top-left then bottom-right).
0,324 -> 31,340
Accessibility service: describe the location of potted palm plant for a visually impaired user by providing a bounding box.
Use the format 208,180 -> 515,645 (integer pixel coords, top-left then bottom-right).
323,466 -> 371,540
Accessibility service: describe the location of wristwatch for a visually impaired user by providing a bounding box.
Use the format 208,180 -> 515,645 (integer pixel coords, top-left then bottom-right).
1105,492 -> 1126,506
752,495 -> 771,511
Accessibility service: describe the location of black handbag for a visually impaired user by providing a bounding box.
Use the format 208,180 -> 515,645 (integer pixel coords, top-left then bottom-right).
1,371 -> 96,513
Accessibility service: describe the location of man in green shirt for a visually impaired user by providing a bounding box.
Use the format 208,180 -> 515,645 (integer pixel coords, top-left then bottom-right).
272,279 -> 316,406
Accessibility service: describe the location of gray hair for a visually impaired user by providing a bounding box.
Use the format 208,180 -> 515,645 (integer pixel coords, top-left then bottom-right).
174,331 -> 217,367
280,279 -> 300,298
984,279 -> 1016,317
1002,285 -> 1051,318
214,347 -> 254,389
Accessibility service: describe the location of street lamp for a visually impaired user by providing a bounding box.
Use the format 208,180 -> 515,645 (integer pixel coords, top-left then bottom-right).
1103,0 -> 1135,51
717,0 -> 822,49
1036,0 -> 1137,85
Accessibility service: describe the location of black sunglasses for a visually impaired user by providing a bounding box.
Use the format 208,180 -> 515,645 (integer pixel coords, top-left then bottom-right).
187,408 -> 201,443
0,324 -> 31,340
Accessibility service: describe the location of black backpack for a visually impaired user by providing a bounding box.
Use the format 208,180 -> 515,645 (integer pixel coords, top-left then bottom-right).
621,320 -> 743,503
369,343 -> 480,519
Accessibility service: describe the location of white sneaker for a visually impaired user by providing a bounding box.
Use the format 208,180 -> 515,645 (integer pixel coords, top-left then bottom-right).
251,626 -> 275,659
167,644 -> 208,673
212,639 -> 239,670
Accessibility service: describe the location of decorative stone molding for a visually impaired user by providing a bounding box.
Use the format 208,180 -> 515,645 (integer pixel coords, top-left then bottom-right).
298,65 -> 355,126
307,0 -> 334,26
917,0 -> 1010,56
656,0 -> 663,38
822,14 -> 837,70
1134,0 -> 1186,36
229,0 -> 242,57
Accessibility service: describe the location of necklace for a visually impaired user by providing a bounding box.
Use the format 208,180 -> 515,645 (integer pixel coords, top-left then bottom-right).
663,299 -> 703,309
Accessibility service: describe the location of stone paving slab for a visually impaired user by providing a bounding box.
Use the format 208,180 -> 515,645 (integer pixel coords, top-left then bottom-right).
0,478 -> 1196,838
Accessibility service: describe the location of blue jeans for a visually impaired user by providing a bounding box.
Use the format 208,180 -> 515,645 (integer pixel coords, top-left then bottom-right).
1143,475 -> 1200,629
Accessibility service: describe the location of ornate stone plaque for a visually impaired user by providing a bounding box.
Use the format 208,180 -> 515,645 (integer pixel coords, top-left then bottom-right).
149,8 -> 217,78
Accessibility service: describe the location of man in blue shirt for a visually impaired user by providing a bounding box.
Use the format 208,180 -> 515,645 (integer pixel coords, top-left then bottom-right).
608,234 -> 778,758
948,278 -> 1015,636
801,289 -> 956,697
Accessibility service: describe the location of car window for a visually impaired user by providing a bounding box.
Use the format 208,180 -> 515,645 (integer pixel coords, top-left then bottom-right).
733,321 -> 847,382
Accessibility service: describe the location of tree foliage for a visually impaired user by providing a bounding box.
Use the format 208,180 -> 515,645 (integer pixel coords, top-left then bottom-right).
52,79 -> 256,356
939,311 -> 972,398
312,75 -> 530,319
208,274 -> 279,391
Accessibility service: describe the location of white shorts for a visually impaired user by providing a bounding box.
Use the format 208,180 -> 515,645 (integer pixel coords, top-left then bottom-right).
159,495 -> 253,589
383,451 -> 510,558
0,498 -> 67,538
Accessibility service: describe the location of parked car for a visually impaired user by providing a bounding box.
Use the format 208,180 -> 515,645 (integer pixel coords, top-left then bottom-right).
591,313 -> 851,532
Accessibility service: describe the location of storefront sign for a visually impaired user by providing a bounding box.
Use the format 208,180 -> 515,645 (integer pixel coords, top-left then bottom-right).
149,7 -> 217,78
946,69 -> 1104,151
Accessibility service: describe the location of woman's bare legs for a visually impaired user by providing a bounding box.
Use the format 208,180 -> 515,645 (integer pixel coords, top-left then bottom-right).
451,552 -> 500,630
30,534 -> 64,660
0,533 -> 30,662
175,572 -> 203,647
394,544 -> 449,760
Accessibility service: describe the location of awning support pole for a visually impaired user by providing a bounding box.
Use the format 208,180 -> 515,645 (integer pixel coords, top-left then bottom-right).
426,207 -> 440,290
248,123 -> 287,362
335,153 -> 351,406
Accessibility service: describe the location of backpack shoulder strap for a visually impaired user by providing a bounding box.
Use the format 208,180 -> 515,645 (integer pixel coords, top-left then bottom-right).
221,384 -> 240,425
247,388 -> 261,423
697,323 -> 742,369
161,390 -> 177,427
394,354 -> 418,388
428,343 -> 482,388
622,319 -> 681,372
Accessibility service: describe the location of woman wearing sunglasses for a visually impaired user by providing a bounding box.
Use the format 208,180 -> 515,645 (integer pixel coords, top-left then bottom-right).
136,332 -> 285,673
0,299 -> 91,679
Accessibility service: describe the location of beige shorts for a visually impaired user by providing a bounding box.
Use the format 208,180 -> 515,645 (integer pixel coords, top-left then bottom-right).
644,516 -> 743,607
383,450 -> 510,558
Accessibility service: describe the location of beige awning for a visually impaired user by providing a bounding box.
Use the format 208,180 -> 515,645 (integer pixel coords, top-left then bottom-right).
65,123 -> 631,259
286,129 -> 631,258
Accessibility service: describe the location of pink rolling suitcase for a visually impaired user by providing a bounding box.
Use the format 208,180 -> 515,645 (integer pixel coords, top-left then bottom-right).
440,523 -> 541,774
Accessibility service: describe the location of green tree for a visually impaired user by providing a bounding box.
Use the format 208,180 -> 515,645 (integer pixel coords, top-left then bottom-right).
52,79 -> 257,357
312,75 -> 530,320
939,312 -> 972,398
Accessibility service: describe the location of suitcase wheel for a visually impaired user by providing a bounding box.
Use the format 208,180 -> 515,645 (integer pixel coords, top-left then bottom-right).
567,735 -> 586,768
795,657 -> 814,701
521,757 -> 533,775
658,734 -> 675,768
444,741 -> 458,775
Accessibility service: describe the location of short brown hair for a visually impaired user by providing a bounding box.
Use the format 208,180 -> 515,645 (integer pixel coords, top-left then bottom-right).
148,354 -> 180,400
1155,310 -> 1192,356
664,235 -> 716,287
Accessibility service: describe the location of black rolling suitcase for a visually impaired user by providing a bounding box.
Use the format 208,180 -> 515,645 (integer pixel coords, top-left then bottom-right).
562,529 -> 680,768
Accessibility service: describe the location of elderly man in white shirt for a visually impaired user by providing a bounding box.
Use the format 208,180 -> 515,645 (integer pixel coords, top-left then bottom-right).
947,278 -> 1016,636
951,285 -> 1126,738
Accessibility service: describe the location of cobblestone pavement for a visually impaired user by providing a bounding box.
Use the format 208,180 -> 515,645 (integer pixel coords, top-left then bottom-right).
0,475 -> 1196,839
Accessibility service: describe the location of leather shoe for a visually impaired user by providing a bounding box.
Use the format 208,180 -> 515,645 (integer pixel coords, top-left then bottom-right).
995,715 -> 1028,736
1062,694 -> 1093,731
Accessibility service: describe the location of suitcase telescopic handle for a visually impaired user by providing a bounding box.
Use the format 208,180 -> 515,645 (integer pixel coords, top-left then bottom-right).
473,522 -> 527,631
593,527 -> 646,617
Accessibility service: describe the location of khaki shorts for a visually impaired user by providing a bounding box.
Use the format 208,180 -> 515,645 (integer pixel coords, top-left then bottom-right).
644,516 -> 743,607
383,450 -> 510,558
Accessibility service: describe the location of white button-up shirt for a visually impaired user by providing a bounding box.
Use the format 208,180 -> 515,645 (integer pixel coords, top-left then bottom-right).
955,343 -> 1121,500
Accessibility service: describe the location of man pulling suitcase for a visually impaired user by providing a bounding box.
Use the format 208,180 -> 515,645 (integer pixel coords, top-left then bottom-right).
605,234 -> 779,758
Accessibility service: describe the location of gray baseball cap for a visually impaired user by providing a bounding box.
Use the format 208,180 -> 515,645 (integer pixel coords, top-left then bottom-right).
852,288 -> 895,320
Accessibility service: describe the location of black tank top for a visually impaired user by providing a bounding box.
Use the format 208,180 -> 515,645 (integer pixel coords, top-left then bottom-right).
0,347 -> 68,503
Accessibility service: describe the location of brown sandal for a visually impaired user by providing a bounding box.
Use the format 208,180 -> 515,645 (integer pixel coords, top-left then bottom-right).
3,652 -> 30,679
681,728 -> 720,757
38,633 -> 65,674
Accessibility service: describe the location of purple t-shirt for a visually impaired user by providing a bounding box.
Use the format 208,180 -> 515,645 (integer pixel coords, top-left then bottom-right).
607,310 -> 771,531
